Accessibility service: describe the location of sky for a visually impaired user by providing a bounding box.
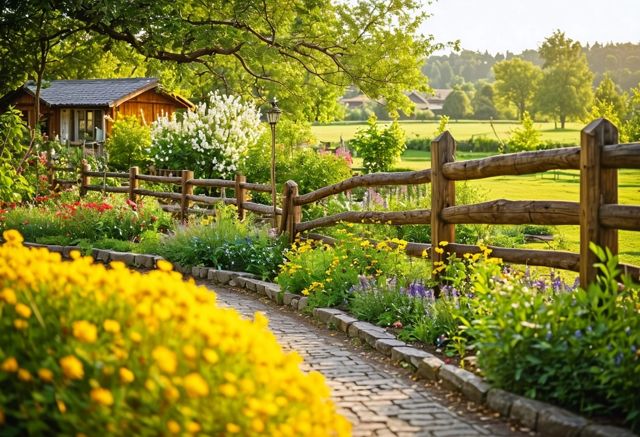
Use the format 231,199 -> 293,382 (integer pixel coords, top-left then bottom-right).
422,0 -> 640,54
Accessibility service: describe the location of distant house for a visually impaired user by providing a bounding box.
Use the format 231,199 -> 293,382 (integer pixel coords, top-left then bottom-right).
1,78 -> 193,144
340,89 -> 452,113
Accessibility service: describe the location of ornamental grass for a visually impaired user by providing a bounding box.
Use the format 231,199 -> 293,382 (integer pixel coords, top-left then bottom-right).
0,230 -> 350,436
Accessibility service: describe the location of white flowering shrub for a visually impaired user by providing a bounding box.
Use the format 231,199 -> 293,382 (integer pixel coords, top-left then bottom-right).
150,93 -> 263,179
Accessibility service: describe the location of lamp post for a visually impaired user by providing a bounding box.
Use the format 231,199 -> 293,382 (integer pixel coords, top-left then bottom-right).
266,97 -> 282,228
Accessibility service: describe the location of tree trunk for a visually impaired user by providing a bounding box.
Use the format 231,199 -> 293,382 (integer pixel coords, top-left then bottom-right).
560,114 -> 566,129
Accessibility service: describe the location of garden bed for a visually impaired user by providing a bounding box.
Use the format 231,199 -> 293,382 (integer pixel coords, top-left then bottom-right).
25,242 -> 638,437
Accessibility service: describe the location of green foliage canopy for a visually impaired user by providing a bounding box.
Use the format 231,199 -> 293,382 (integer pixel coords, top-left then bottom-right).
535,31 -> 594,128
493,58 -> 542,120
44,0 -> 436,121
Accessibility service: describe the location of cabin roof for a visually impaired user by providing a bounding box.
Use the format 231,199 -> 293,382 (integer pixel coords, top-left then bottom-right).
22,78 -> 190,108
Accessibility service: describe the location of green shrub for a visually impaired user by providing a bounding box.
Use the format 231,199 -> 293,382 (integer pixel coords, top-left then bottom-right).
508,111 -> 541,152
350,115 -> 406,173
105,116 -> 152,170
405,138 -> 431,151
468,246 -> 640,429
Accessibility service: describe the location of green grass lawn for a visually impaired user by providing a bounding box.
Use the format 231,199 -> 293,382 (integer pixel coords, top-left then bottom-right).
350,149 -> 640,267
312,120 -> 583,144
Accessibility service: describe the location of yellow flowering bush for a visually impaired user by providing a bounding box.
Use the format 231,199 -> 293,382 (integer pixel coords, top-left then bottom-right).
0,230 -> 350,436
277,230 -> 427,308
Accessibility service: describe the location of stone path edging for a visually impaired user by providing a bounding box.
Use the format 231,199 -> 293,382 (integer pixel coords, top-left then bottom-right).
28,243 -> 636,437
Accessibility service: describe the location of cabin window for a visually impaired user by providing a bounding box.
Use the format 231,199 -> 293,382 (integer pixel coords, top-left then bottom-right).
75,109 -> 104,142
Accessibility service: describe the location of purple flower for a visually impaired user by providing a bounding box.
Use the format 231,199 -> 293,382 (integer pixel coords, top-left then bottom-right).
545,331 -> 553,341
614,353 -> 624,366
574,330 -> 583,339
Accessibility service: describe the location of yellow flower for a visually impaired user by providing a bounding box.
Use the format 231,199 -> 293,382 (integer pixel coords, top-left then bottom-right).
251,418 -> 265,432
226,423 -> 241,434
90,387 -> 114,406
129,331 -> 142,343
16,303 -> 32,319
119,367 -> 134,384
56,399 -> 66,414
103,319 -> 120,334
72,320 -> 98,343
152,346 -> 177,374
167,420 -> 181,434
184,373 -> 209,398
164,385 -> 180,401
2,229 -> 23,245
182,345 -> 197,360
203,349 -> 218,364
60,355 -> 84,380
156,259 -> 173,272
219,383 -> 237,398
18,368 -> 32,382
186,421 -> 201,433
13,319 -> 28,330
38,368 -> 54,382
1,357 -> 18,373
434,247 -> 444,254
439,241 -> 449,246
0,288 -> 17,305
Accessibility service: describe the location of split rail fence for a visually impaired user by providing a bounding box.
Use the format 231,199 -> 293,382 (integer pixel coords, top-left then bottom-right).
279,119 -> 640,286
72,166 -> 281,224
48,118 -> 639,285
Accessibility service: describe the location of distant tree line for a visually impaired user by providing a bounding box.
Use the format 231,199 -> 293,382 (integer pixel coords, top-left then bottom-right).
424,41 -> 640,91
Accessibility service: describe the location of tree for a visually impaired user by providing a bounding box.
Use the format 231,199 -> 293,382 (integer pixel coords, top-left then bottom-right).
472,82 -> 498,120
442,89 -> 472,120
594,74 -> 626,118
46,0 -> 436,120
622,83 -> 640,142
350,115 -> 405,173
535,31 -> 594,128
493,58 -> 542,120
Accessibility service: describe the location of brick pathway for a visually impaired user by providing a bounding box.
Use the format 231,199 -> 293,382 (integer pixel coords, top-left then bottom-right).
210,285 -> 526,437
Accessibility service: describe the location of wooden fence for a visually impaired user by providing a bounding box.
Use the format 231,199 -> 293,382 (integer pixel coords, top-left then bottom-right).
279,119 -> 640,285
74,165 -> 280,224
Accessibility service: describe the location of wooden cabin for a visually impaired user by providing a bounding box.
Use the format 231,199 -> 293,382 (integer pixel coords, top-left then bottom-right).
2,78 -> 193,144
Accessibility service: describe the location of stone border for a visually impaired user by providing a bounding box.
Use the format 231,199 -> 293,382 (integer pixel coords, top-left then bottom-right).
28,243 -> 637,437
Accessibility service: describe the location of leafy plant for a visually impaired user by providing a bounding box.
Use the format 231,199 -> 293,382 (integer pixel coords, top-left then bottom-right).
467,245 -> 640,429
350,115 -> 406,173
508,111 -> 541,152
105,115 -> 152,170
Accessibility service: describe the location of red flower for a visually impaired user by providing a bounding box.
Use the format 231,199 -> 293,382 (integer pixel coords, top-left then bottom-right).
126,199 -> 138,211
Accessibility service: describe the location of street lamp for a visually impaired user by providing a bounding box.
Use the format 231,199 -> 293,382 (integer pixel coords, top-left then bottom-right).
266,97 -> 282,228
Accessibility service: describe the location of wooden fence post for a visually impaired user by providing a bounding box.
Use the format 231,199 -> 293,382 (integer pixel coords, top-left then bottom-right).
129,167 -> 139,204
180,170 -> 194,224
279,181 -> 291,236
235,173 -> 247,221
287,181 -> 301,244
80,162 -> 90,197
430,131 -> 456,271
46,149 -> 55,191
580,118 -> 618,286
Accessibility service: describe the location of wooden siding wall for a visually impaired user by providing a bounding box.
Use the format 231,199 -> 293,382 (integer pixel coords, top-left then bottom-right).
111,90 -> 185,134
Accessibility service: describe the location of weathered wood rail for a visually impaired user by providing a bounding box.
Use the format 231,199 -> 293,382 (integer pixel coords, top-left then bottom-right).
74,165 -> 280,224
280,119 -> 640,284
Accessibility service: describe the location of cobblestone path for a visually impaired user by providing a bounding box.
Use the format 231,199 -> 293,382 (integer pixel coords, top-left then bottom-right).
211,285 -> 525,437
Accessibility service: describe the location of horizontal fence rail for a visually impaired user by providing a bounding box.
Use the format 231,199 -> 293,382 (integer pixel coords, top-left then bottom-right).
57,163 -> 280,224
295,169 -> 432,206
280,119 -> 640,284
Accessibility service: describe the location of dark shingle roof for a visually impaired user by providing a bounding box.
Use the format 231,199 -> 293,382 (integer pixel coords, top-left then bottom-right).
24,78 -> 158,107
